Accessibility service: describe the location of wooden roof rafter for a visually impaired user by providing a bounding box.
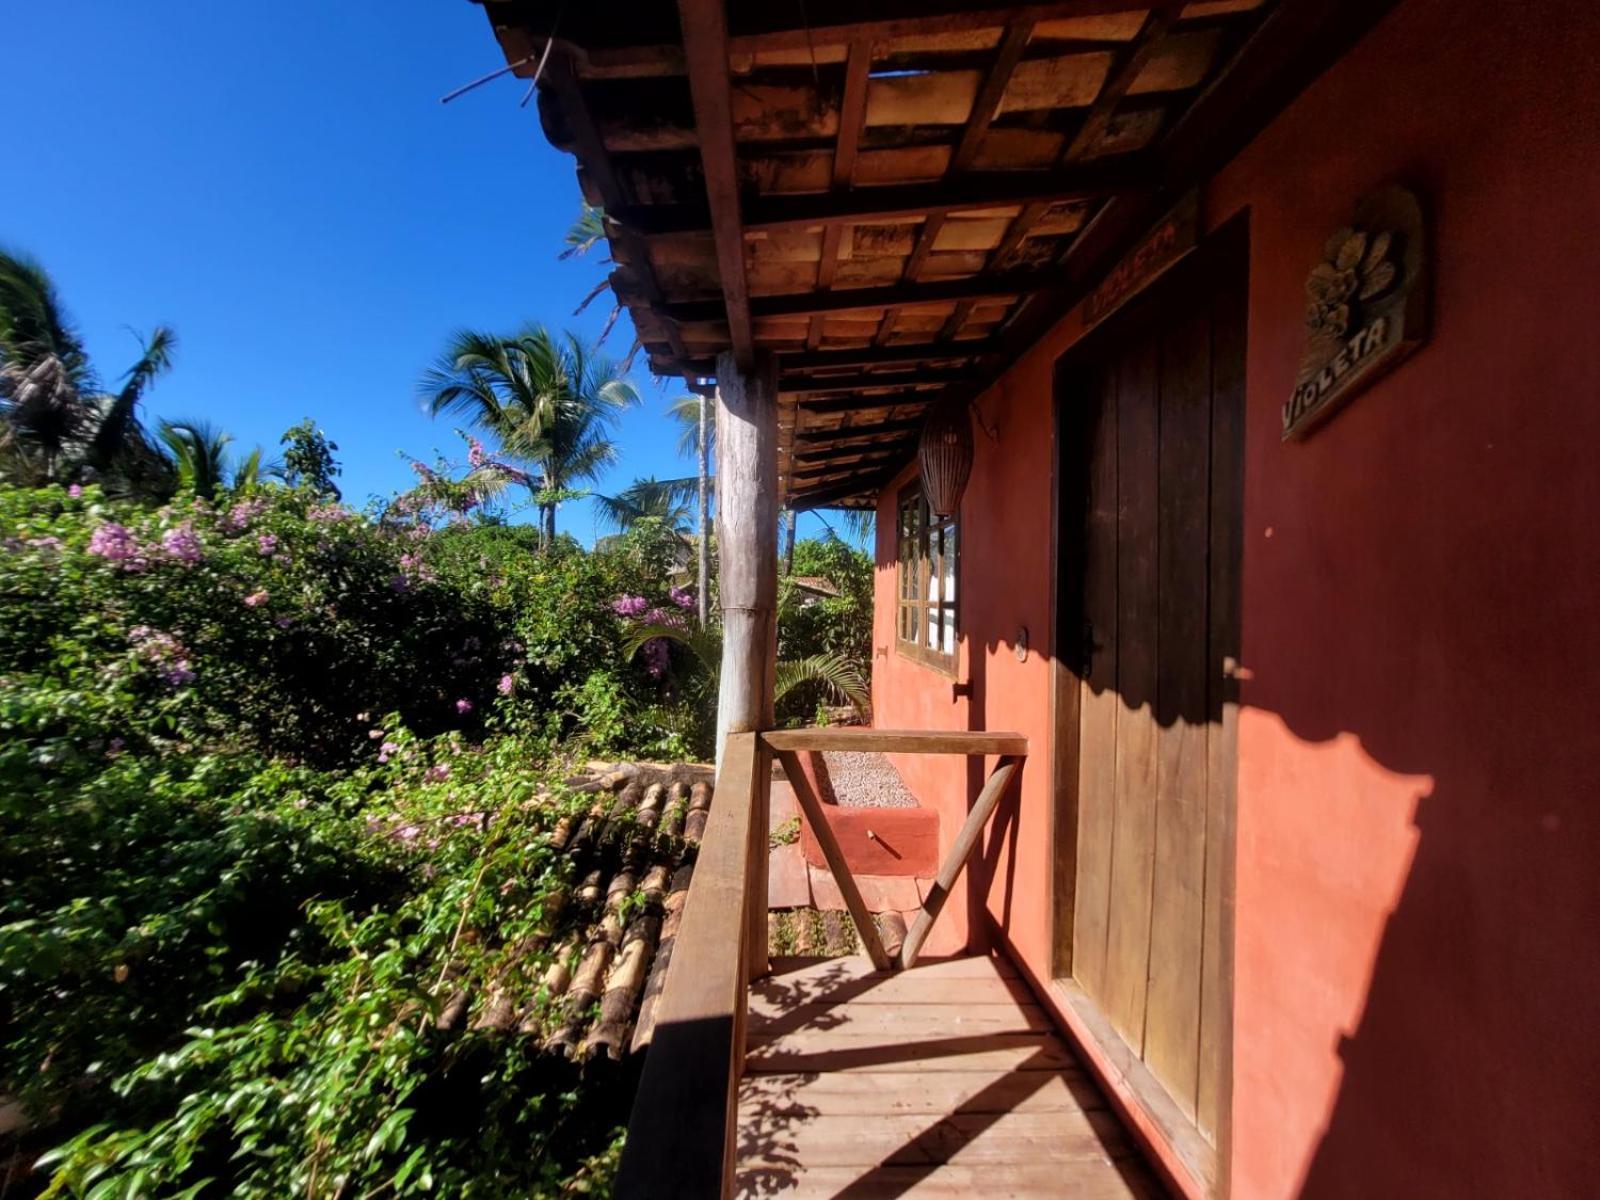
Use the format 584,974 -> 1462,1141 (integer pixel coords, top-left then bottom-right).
486,0 -> 1402,507
675,0 -> 754,369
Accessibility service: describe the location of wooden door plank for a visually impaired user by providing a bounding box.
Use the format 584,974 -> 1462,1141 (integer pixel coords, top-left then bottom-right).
1198,223 -> 1247,1154
1071,355 -> 1120,999
739,1069 -> 1106,1116
1142,298 -> 1212,1119
1101,337 -> 1160,1052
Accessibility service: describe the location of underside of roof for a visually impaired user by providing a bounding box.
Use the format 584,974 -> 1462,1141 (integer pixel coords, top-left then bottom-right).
473,0 -> 1396,508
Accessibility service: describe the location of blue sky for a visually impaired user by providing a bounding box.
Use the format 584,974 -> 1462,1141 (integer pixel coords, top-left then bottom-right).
4,1 -> 847,543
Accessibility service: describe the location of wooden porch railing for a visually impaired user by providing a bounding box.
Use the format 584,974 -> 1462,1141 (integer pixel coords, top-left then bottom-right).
614,727 -> 1026,1199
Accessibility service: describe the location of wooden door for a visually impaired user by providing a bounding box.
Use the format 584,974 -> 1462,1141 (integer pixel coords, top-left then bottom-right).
1054,225 -> 1244,1158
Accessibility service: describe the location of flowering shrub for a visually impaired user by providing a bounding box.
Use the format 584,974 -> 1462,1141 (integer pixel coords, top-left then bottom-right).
0,484 -> 696,766
0,484 -> 701,1196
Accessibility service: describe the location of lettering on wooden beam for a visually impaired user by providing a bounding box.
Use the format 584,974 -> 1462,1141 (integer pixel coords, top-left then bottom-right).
1082,189 -> 1198,328
1283,186 -> 1428,440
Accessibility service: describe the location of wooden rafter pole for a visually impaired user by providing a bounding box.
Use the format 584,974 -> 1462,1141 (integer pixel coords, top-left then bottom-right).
677,0 -> 755,369
1060,4 -> 1183,165
951,20 -> 1036,171
542,52 -> 700,392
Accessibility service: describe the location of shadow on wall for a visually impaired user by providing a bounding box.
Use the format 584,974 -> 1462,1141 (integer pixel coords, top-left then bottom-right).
955,372 -> 1595,1199
943,171 -> 1597,1200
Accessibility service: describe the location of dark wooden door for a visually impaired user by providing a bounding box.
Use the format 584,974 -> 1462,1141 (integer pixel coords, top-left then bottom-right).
1055,227 -> 1244,1152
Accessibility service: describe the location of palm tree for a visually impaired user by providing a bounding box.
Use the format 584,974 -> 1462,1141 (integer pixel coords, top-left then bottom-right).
159,419 -> 233,501
667,392 -> 715,626
0,247 -> 176,491
231,445 -> 285,494
419,326 -> 637,547
594,475 -> 698,539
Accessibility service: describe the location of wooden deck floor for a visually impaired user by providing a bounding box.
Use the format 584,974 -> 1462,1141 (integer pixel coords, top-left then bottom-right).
736,956 -> 1163,1199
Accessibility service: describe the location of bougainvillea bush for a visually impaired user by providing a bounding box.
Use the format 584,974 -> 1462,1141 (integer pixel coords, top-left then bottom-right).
0,484 -> 693,1197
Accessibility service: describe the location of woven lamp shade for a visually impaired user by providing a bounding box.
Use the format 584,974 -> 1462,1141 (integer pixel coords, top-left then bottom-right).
918,399 -> 974,517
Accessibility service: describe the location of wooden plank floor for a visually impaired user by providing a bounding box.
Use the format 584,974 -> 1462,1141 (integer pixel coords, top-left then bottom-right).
737,956 -> 1163,1199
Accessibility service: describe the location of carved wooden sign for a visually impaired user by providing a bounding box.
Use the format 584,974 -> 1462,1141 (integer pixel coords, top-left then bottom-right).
1083,190 -> 1199,328
1283,186 -> 1428,440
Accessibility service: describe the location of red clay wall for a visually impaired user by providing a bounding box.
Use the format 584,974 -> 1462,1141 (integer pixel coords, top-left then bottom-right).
871,1 -> 1600,1196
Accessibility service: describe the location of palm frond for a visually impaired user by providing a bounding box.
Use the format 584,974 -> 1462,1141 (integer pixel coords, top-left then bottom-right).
159,418 -> 233,501
774,652 -> 871,716
558,204 -> 608,260
86,325 -> 177,474
621,621 -> 721,675
0,247 -> 95,394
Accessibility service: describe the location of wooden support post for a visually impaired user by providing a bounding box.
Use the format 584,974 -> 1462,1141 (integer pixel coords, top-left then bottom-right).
900,755 -> 1023,969
715,349 -> 778,980
774,749 -> 894,972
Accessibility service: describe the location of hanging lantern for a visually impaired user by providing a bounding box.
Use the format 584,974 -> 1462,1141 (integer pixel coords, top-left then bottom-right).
918,397 -> 974,517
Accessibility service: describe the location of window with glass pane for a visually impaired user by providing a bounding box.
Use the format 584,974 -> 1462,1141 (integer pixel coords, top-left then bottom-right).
895,483 -> 958,669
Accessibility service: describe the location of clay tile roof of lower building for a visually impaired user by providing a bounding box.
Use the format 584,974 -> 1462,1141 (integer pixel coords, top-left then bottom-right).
433,760 -> 715,1062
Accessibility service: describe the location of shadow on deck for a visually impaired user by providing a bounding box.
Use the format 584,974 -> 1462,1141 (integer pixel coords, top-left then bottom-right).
735,956 -> 1161,1200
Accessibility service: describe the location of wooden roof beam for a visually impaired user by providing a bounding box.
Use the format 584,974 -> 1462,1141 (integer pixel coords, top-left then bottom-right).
794,438 -> 918,465
811,37 -> 869,352
784,367 -> 978,396
612,159 -> 1154,237
664,271 -> 1044,324
795,418 -> 927,444
676,0 -> 754,369
542,53 -> 698,388
951,20 -> 1036,173
1060,4 -> 1184,165
789,473 -> 894,511
536,2 -> 1164,63
796,391 -> 946,416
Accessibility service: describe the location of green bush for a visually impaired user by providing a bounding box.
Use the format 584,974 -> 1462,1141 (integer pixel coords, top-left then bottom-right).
0,485 -> 696,1197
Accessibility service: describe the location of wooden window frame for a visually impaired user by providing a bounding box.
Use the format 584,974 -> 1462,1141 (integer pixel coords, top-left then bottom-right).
895,481 -> 959,674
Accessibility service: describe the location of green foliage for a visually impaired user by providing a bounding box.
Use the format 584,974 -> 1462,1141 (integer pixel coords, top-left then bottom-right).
0,484 -> 716,1196
0,484 -> 875,1196
775,537 -> 874,722
278,418 -> 342,500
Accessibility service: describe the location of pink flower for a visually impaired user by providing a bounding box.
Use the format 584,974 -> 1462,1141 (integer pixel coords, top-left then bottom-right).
257,533 -> 279,556
467,437 -> 488,468
67,484 -> 83,498
378,740 -> 400,763
642,637 -> 670,679
424,763 -> 452,783
611,594 -> 649,618
88,522 -> 143,567
244,590 -> 269,608
160,524 -> 202,564
669,585 -> 695,609
455,698 -> 473,714
497,674 -> 514,696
